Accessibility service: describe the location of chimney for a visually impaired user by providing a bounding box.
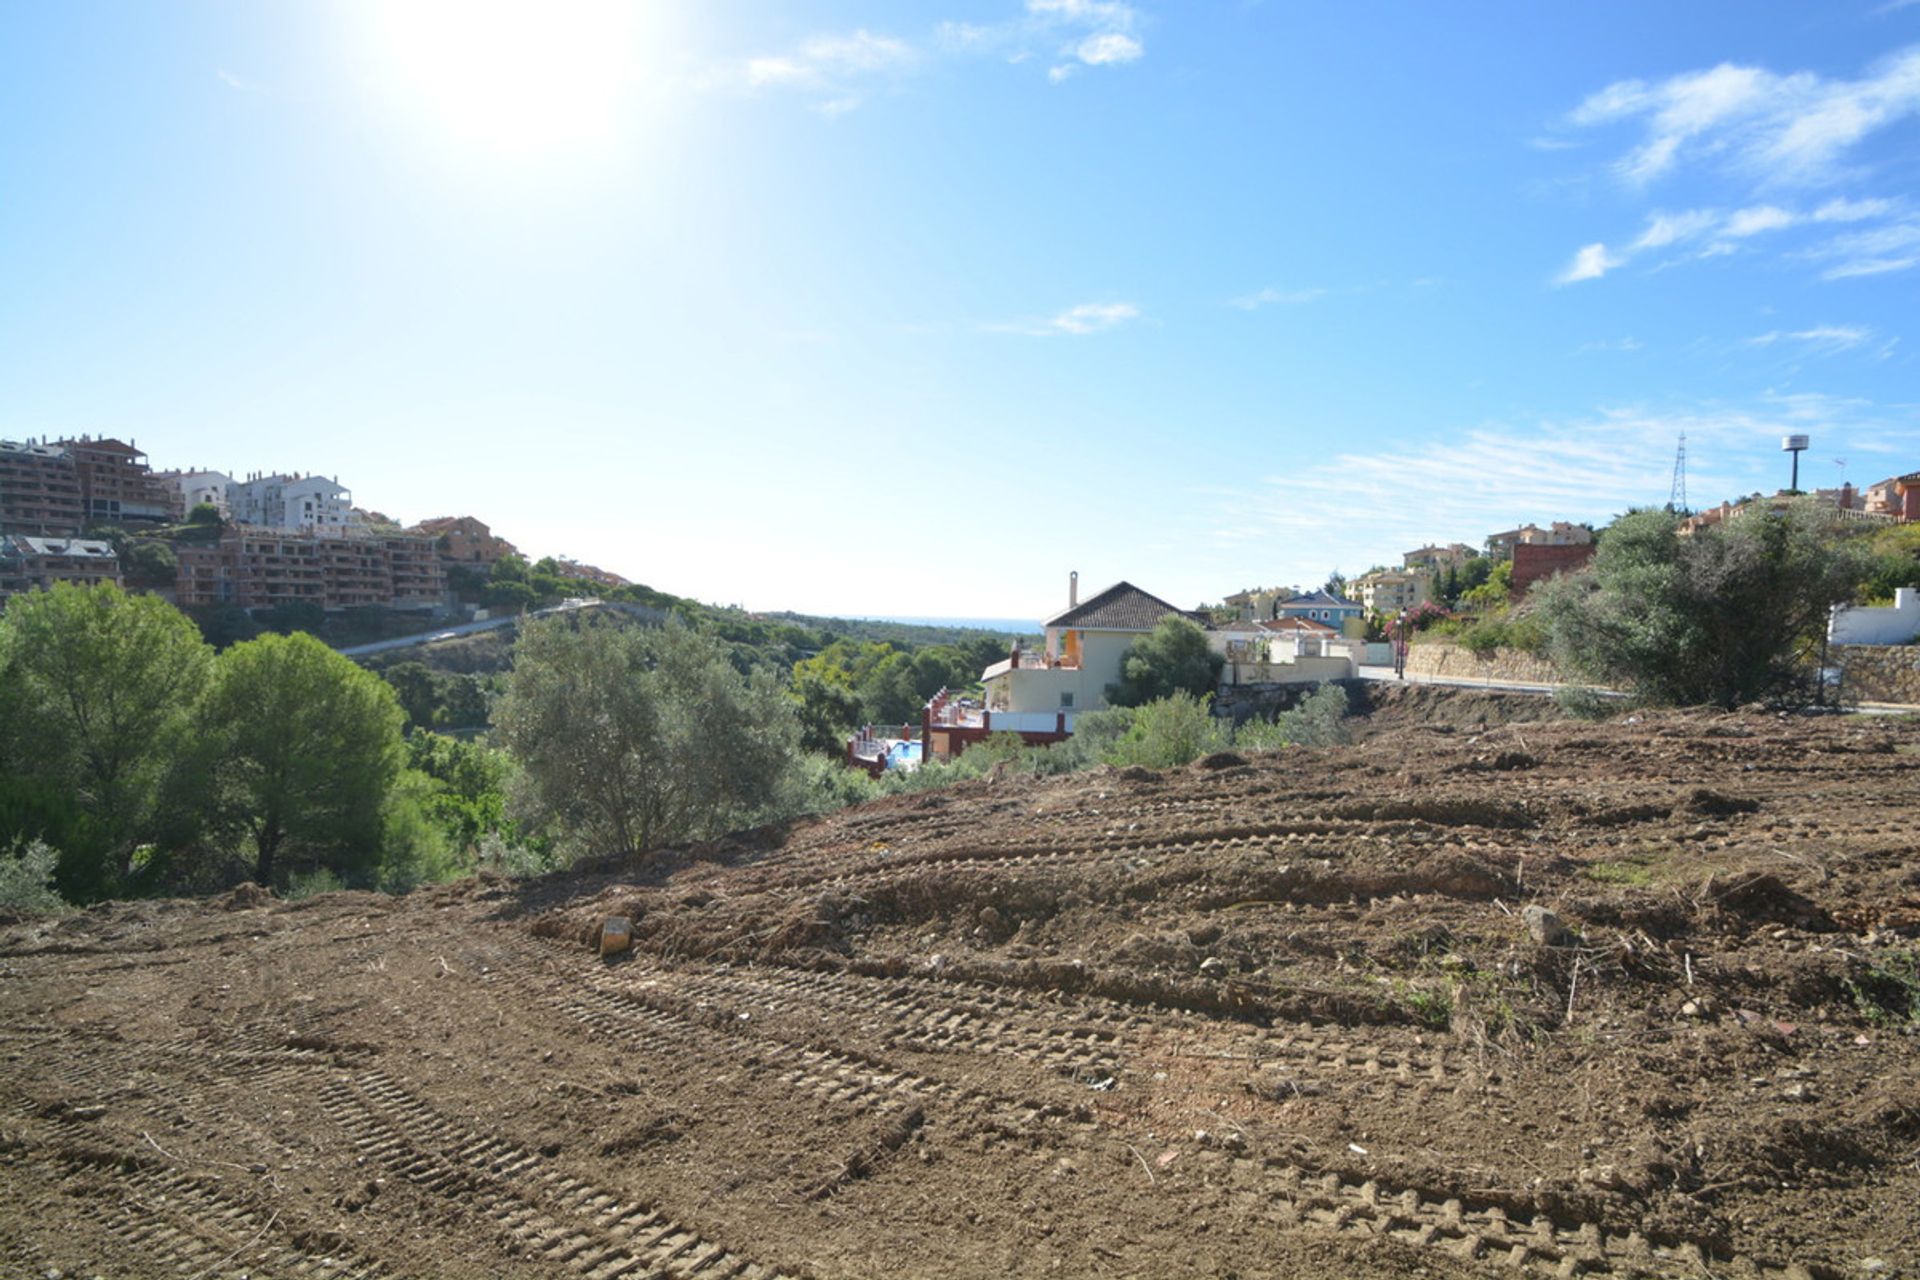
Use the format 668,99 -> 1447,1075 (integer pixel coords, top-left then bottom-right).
1069,570 -> 1078,608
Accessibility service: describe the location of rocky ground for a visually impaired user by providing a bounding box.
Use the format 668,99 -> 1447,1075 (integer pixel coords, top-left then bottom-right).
3,694 -> 1917,1278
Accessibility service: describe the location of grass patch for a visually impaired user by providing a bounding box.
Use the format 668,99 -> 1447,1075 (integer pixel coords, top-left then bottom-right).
1845,950 -> 1920,1029
1583,859 -> 1656,887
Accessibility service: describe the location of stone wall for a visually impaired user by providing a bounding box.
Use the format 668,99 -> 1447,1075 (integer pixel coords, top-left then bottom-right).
1403,642 -> 1564,685
1833,643 -> 1920,706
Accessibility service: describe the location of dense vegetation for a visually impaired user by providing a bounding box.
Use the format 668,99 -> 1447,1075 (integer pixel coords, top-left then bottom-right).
0,581 -> 1344,912
4,498 -> 1913,912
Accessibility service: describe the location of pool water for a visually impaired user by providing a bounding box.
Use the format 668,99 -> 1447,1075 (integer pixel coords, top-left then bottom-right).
884,740 -> 923,770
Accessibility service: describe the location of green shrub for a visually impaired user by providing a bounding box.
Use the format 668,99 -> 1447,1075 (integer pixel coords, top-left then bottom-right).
1107,691 -> 1230,768
0,840 -> 70,914
285,868 -> 344,900
1234,683 -> 1351,751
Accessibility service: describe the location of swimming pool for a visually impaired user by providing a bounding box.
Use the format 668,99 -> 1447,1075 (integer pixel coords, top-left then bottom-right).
884,740 -> 923,770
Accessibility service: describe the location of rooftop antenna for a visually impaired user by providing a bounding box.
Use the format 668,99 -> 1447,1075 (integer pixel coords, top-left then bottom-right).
1667,432 -> 1688,514
1782,434 -> 1810,492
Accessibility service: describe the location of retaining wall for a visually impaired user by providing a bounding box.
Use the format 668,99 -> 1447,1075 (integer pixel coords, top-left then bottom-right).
1833,643 -> 1920,706
1403,642 -> 1563,685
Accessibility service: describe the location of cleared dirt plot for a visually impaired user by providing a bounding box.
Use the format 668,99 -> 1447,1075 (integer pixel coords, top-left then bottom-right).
4,701 -> 1918,1278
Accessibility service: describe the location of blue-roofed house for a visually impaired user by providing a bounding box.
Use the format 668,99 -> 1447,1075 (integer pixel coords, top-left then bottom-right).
1274,589 -> 1364,631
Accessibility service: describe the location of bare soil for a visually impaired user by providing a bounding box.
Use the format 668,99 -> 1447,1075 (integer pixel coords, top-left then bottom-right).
4,702 -> 1919,1278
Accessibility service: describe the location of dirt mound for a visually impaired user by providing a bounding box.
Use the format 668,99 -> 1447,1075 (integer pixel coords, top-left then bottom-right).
2,708 -> 1916,1277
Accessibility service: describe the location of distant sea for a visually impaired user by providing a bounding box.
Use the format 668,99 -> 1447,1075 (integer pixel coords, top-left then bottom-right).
848,615 -> 1041,635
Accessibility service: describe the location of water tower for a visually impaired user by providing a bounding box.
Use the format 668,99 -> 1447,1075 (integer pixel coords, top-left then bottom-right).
1782,434 -> 1809,492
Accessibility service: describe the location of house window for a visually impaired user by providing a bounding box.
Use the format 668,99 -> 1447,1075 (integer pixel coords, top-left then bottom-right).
1060,691 -> 1074,708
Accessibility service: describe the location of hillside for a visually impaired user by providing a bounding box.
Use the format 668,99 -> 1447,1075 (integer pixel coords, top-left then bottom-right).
2,708 -> 1916,1277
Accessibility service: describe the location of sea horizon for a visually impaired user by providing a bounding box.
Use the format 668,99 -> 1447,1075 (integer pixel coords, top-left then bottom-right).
834,614 -> 1042,635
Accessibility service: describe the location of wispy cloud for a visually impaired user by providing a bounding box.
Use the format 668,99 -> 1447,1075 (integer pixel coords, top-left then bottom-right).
1551,49 -> 1920,285
1557,197 -> 1916,284
1204,394 -> 1906,582
1568,46 -> 1920,187
1577,336 -> 1644,354
215,69 -> 256,92
992,301 -> 1142,336
1746,325 -> 1874,354
744,29 -> 916,93
943,0 -> 1146,82
1808,218 -> 1920,279
1230,286 -> 1327,310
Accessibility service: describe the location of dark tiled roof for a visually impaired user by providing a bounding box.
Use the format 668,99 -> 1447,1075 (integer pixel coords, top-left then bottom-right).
1043,581 -> 1202,631
1280,590 -> 1359,610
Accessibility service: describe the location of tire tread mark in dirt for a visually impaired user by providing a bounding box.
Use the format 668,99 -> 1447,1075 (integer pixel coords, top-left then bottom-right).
489,935 -> 1058,1130
759,820 -> 1524,897
570,944 -> 1474,1098
1238,1161 -> 1829,1279
0,1132 -> 390,1280
321,1073 -> 789,1280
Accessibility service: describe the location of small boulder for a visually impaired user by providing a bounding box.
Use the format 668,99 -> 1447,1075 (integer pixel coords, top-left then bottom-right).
1522,904 -> 1571,947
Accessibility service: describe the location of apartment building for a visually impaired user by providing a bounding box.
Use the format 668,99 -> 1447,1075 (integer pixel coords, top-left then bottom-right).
60,437 -> 174,525
229,473 -> 355,535
1485,521 -> 1592,561
154,469 -> 233,520
174,528 -> 446,611
0,439 -> 85,535
1402,543 -> 1475,575
410,515 -> 518,565
1351,568 -> 1433,616
0,535 -> 122,597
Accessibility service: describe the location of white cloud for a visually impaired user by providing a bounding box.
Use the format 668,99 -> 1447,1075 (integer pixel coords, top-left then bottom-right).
743,28 -> 915,94
1747,325 -> 1873,353
1809,218 -> 1920,279
1813,196 -> 1897,222
1822,253 -> 1920,280
993,301 -> 1142,336
1556,242 -> 1620,284
1077,32 -> 1143,65
1560,196 -> 1915,283
947,0 -> 1144,79
1632,209 -> 1720,249
1207,395 -> 1904,583
1723,205 -> 1797,237
216,69 -> 256,92
1577,336 -> 1644,354
1230,286 -> 1327,310
1569,46 -> 1920,187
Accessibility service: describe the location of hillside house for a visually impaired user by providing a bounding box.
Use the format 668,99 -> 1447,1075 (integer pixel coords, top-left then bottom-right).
1274,589 -> 1363,631
1485,522 -> 1592,562
1351,569 -> 1431,616
922,577 -> 1202,761
1402,543 -> 1475,576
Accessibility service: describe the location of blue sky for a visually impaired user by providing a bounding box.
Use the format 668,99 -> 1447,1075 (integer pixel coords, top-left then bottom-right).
3,2 -> 1917,620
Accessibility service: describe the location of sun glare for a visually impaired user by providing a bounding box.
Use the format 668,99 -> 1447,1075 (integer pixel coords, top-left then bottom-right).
368,0 -> 640,154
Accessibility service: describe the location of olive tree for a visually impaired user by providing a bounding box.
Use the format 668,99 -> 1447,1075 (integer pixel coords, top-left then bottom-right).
1106,616 -> 1224,707
1537,504 -> 1868,708
495,615 -> 798,861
